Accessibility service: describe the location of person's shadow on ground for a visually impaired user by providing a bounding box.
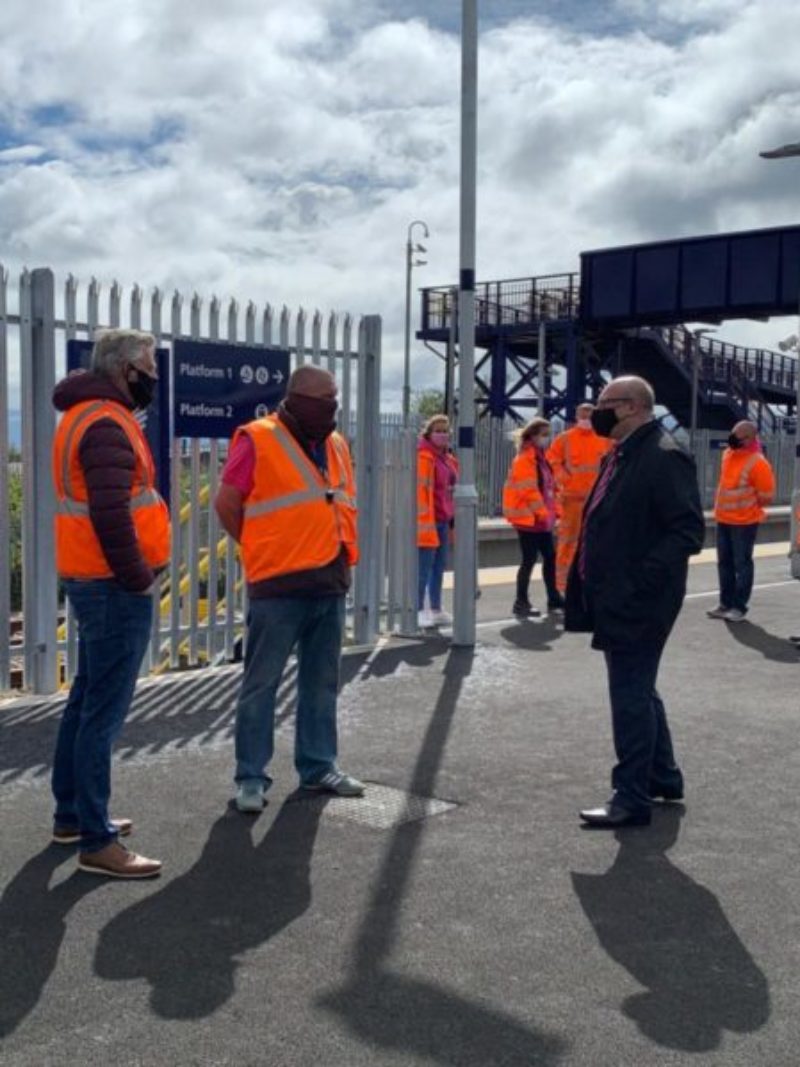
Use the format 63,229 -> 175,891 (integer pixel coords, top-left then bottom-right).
724,619 -> 800,664
500,614 -> 564,652
0,847 -> 105,1037
94,795 -> 325,1019
318,647 -> 567,1066
571,806 -> 770,1052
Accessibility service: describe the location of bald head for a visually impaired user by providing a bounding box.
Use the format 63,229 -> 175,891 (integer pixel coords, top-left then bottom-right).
601,376 -> 655,412
596,375 -> 655,441
576,402 -> 594,418
287,365 -> 337,400
731,420 -> 757,443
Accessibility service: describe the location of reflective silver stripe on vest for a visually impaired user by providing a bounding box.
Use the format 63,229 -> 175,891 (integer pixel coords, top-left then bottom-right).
245,486 -> 329,518
562,433 -> 601,477
59,400 -> 108,500
56,486 -> 162,517
716,453 -> 761,510
243,421 -> 348,519
58,401 -> 157,511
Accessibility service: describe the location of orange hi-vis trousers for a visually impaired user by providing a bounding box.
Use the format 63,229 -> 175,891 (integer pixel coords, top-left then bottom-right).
555,494 -> 586,594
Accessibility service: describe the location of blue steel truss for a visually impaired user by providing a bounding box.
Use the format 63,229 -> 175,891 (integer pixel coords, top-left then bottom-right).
418,272 -> 797,432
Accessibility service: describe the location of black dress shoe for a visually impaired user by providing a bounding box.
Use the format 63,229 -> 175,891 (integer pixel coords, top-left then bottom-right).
512,601 -> 540,618
579,803 -> 651,828
649,785 -> 684,802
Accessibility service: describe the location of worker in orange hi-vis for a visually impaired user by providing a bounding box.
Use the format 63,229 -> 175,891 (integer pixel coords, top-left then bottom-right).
547,402 -> 612,594
707,420 -> 776,623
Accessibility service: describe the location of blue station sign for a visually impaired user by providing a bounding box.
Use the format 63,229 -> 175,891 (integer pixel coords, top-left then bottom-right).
173,339 -> 290,439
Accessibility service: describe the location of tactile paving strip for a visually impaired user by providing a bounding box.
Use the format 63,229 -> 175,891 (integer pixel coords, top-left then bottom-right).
295,782 -> 458,830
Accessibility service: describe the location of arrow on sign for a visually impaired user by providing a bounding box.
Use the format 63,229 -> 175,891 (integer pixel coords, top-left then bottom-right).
273,370 -> 284,384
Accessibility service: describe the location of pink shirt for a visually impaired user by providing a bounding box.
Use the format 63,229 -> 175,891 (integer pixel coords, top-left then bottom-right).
419,438 -> 458,523
221,433 -> 256,497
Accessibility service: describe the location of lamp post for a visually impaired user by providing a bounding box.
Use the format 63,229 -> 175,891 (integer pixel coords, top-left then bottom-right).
452,0 -> 479,647
403,220 -> 429,427
690,327 -> 716,453
759,140 -> 800,579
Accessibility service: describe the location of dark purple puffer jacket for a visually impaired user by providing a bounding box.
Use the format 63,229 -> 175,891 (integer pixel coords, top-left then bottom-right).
53,371 -> 156,591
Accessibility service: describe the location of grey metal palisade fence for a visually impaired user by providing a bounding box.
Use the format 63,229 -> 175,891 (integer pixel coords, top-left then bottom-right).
0,265 -> 422,695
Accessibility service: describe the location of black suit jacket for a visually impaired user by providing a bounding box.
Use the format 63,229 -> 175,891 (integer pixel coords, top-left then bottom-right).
564,421 -> 705,650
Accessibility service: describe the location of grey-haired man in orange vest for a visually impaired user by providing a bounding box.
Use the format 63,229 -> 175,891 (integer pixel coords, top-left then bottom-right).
51,329 -> 169,879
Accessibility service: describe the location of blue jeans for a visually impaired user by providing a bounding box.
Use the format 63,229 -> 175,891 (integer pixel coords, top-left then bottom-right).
604,642 -> 683,813
235,596 -> 345,788
418,521 -> 450,611
717,522 -> 758,613
52,580 -> 154,852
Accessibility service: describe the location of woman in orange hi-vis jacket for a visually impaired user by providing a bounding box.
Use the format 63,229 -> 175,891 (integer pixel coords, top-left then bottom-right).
708,420 -> 776,622
547,402 -> 611,594
417,415 -> 458,628
502,416 -> 564,618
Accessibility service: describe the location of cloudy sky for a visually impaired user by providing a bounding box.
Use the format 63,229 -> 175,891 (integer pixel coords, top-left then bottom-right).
1,0 -> 799,405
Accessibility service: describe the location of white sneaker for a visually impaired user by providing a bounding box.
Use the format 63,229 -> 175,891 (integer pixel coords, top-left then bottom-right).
706,605 -> 729,619
430,609 -> 452,626
724,609 -> 746,622
235,782 -> 266,813
418,609 -> 433,629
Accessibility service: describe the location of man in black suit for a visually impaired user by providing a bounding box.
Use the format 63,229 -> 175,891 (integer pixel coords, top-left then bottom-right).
565,376 -> 705,828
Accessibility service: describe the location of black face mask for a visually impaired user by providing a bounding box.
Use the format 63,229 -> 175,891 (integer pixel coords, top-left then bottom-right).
128,368 -> 157,410
727,434 -> 743,449
591,406 -> 619,438
283,393 -> 338,441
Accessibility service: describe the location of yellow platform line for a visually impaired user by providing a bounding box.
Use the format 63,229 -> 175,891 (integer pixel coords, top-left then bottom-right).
443,542 -> 791,591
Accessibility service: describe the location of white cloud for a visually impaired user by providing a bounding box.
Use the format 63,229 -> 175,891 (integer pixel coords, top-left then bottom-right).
0,144 -> 44,162
0,0 -> 798,407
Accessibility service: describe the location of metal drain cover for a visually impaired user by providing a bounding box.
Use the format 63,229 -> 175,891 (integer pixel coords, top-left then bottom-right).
296,782 -> 458,830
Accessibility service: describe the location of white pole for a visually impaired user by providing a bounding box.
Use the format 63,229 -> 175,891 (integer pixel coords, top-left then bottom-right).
757,145 -> 800,578
452,0 -> 479,647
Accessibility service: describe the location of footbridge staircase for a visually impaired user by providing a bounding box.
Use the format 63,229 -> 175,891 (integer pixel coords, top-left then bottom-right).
419,273 -> 798,431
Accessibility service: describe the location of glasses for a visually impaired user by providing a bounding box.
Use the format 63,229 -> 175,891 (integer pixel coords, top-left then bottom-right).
597,396 -> 633,408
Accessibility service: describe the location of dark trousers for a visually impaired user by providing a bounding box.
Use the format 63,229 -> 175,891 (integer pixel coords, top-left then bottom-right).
717,521 -> 758,613
515,529 -> 560,606
603,641 -> 683,813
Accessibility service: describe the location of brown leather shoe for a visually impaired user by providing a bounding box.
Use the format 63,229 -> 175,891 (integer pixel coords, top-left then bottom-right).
52,818 -> 133,846
78,842 -> 162,879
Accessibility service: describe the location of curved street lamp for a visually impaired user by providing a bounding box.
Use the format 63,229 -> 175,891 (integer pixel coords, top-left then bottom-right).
403,219 -> 429,427
759,140 -> 800,578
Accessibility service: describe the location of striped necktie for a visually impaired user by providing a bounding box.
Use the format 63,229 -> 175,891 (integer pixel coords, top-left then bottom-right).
577,446 -> 618,580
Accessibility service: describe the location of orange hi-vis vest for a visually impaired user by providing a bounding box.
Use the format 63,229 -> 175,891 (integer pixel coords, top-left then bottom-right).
53,399 -> 171,579
714,448 -> 775,525
236,415 -> 358,583
417,448 -> 439,548
502,448 -> 547,529
547,426 -> 610,500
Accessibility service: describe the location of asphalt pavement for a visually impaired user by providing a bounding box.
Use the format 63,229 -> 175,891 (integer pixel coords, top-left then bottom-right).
1,551 -> 798,1066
